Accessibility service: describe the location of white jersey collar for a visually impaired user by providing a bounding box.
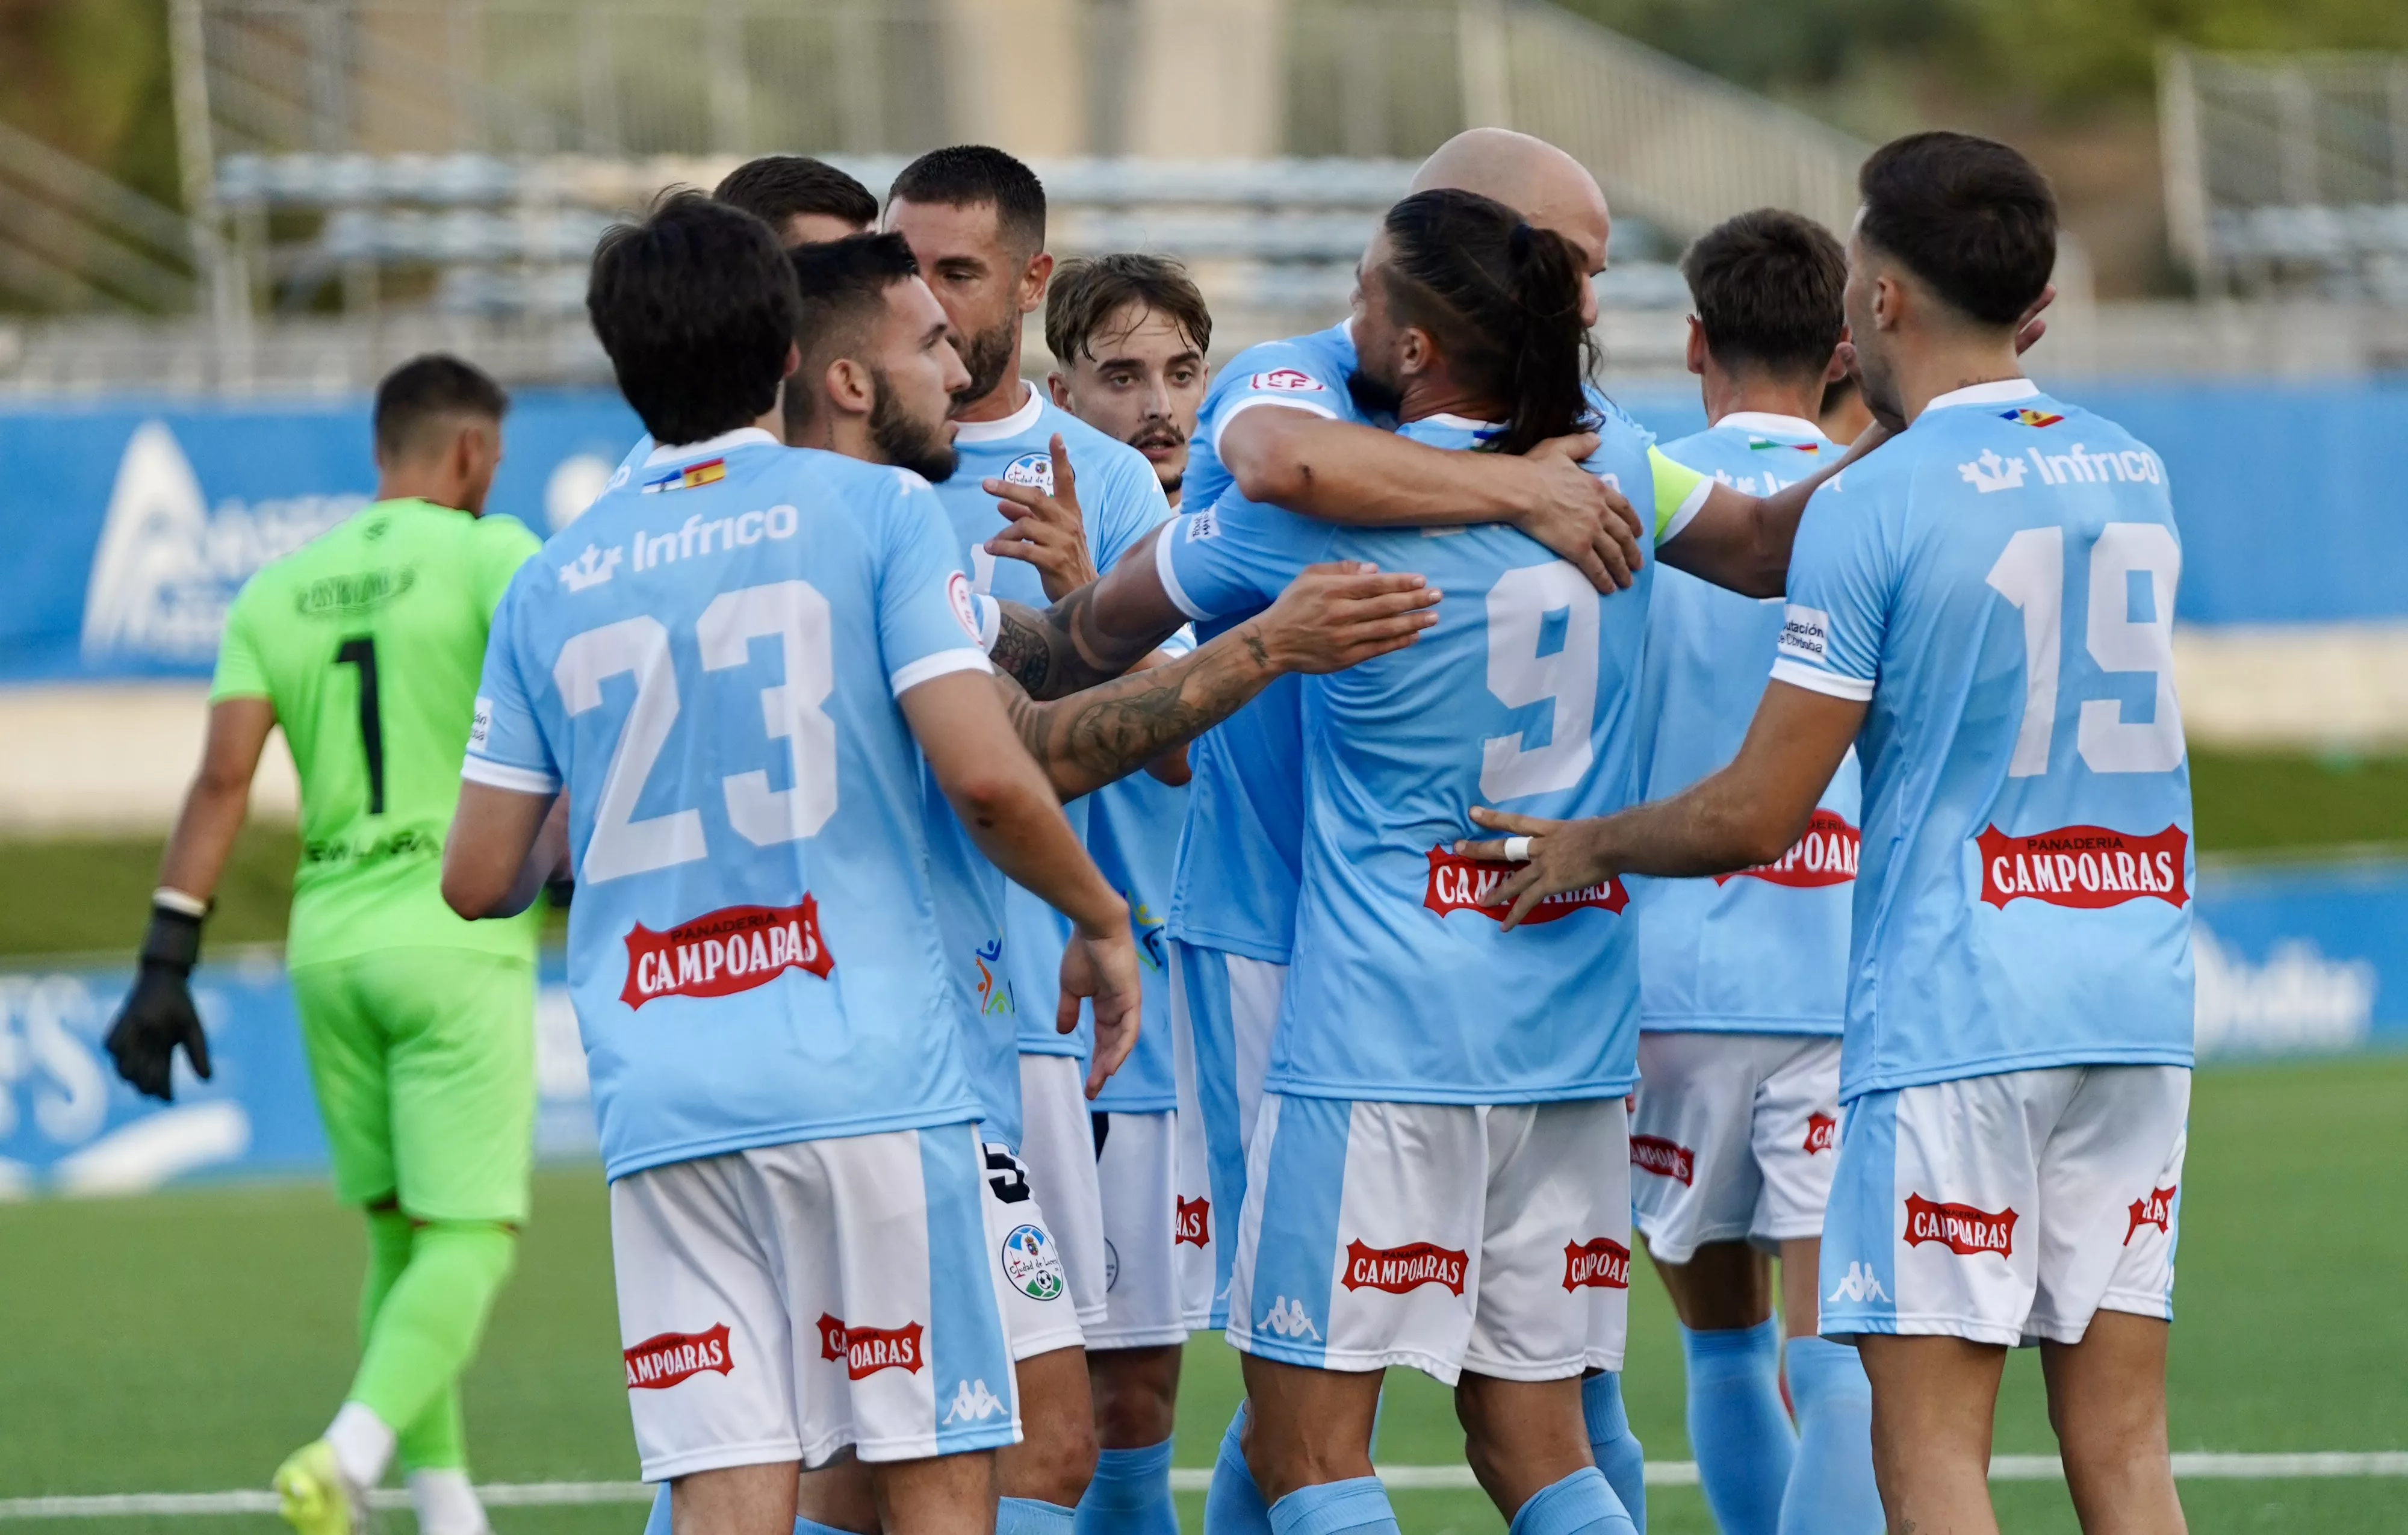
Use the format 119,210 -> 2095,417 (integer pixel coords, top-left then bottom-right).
951,383 -> 1044,445
1716,411 -> 1831,442
644,426 -> 779,466
1417,412 -> 1506,432
1922,378 -> 2040,414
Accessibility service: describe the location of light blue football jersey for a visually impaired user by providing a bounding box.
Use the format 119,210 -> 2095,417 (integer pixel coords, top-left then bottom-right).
1630,414 -> 1860,1037
1164,412 -> 1664,1101
1771,380 -> 2195,1102
465,430 -> 991,1179
931,388 -> 1172,1068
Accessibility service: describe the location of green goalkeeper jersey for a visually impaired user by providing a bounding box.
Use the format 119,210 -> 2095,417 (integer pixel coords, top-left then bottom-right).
211,498 -> 544,968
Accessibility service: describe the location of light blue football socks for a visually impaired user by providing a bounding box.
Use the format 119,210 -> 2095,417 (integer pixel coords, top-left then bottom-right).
1264,1476 -> 1398,1535
1076,1440 -> 1179,1535
1579,1371 -> 1647,1533
1206,1404 -> 1274,1535
999,1496 -> 1079,1535
1508,1466 -> 1637,1535
1681,1319 -> 1795,1535
1780,1336 -> 1884,1534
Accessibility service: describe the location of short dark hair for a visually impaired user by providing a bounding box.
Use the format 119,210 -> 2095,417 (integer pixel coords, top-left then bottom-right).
713,155 -> 878,240
1858,131 -> 2056,328
372,353 -> 507,458
1045,253 -> 1212,365
587,190 -> 799,446
888,144 -> 1046,255
786,232 -> 923,432
1680,209 -> 1847,378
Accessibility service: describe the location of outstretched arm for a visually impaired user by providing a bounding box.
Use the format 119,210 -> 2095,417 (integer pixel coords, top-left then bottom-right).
1656,426 -> 1888,598
1452,681 -> 1864,928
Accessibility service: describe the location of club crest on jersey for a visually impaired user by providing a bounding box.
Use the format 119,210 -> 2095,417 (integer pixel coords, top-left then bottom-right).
1804,1112 -> 1839,1155
816,1313 -> 925,1378
621,899 -> 833,1009
1561,1237 -> 1631,1291
1904,1194 -> 2017,1257
1717,808 -> 1860,887
1976,825 -> 2189,910
1423,846 -> 1626,924
1001,1223 -> 1067,1301
2125,1185 -> 2176,1244
1342,1239 -> 1468,1296
2001,408 -> 2065,428
1175,1194 -> 1210,1248
642,457 -> 727,494
1001,451 -> 1055,494
1249,368 -> 1326,393
624,1323 -> 733,1389
1630,1134 -> 1695,1185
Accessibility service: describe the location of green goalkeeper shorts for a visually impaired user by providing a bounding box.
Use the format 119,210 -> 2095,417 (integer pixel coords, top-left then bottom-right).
291,949 -> 536,1225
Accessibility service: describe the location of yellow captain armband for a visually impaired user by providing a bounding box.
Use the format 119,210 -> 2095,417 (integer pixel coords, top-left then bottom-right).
1648,446 -> 1713,545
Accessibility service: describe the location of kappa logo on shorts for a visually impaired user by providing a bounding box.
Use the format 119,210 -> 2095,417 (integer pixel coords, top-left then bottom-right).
1249,369 -> 1327,393
1717,809 -> 1860,888
1000,1223 -> 1067,1301
942,1377 -> 1009,1424
815,1313 -> 926,1379
1424,846 -> 1627,924
1562,1237 -> 1631,1291
621,899 -> 833,1009
1175,1194 -> 1211,1248
2125,1183 -> 2177,1244
1342,1239 -> 1468,1297
622,1323 -> 734,1389
1827,1262 -> 1891,1304
1001,452 -> 1055,494
1630,1135 -> 1695,1186
1804,1112 -> 1839,1155
1976,825 -> 2189,911
1904,1194 -> 2018,1257
1259,1296 -> 1322,1340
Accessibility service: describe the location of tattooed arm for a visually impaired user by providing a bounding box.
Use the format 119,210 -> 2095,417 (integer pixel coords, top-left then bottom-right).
995,562 -> 1442,801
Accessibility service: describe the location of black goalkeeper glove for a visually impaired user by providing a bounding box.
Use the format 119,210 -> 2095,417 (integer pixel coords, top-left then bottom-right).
105,898 -> 213,1102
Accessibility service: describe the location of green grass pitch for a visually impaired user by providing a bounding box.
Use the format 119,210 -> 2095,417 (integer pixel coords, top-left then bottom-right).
0,1055 -> 2400,1534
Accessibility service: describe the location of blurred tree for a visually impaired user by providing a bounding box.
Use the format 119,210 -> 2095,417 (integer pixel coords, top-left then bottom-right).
0,0 -> 179,207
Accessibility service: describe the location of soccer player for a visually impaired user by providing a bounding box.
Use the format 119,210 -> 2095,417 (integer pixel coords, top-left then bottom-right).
713,154 -> 879,246
1456,132 -> 2193,1535
101,354 -> 542,1535
442,191 -> 1140,1535
1045,253 -> 1211,513
1628,208 -> 1879,1535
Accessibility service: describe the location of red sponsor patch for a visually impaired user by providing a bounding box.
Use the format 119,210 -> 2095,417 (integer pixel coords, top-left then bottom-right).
1904,1194 -> 2017,1257
1561,1237 -> 1631,1291
1975,825 -> 2189,911
1342,1239 -> 1469,1296
2125,1185 -> 2176,1244
624,1323 -> 733,1389
1423,846 -> 1627,925
1804,1112 -> 1838,1155
1716,809 -> 1861,888
1249,368 -> 1326,393
1175,1194 -> 1210,1248
621,898 -> 833,1009
1630,1134 -> 1695,1185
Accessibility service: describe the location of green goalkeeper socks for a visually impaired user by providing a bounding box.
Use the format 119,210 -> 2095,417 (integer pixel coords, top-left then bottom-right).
347,1216 -> 518,1472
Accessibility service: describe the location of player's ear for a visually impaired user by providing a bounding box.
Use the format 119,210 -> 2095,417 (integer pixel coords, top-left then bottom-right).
1046,371 -> 1072,410
1823,330 -> 1852,385
783,340 -> 801,380
826,356 -> 874,418
1684,316 -> 1708,379
1020,250 -> 1054,314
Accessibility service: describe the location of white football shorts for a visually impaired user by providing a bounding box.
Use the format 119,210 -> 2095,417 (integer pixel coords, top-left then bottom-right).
1630,1031 -> 1843,1265
1168,940 -> 1286,1329
978,1138 -> 1084,1361
609,1124 -> 1020,1480
1227,1093 -> 1632,1385
1819,1064 -> 2189,1347
1088,1107 -> 1188,1350
1017,1052 -> 1109,1331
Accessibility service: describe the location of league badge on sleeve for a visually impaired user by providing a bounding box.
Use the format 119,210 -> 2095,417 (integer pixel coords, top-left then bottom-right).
1249,368 -> 1327,393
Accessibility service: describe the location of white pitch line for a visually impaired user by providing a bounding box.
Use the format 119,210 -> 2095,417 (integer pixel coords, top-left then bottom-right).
4,1455 -> 2403,1519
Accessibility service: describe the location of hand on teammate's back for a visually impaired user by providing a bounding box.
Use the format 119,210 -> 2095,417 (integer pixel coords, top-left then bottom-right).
105,905 -> 214,1100
1513,432 -> 1644,594
1253,561 -> 1444,674
983,435 -> 1097,602
1060,920 -> 1144,1099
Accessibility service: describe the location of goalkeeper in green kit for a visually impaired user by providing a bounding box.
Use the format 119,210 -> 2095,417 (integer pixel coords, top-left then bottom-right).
105,356 -> 556,1535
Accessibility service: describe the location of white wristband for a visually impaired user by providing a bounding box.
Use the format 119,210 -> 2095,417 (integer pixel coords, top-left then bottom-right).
152,887 -> 210,919
1503,836 -> 1533,863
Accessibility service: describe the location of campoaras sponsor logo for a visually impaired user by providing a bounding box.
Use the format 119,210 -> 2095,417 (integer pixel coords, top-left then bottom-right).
1904,1194 -> 2017,1257
1804,1112 -> 1838,1155
1175,1194 -> 1210,1248
1716,808 -> 1860,888
624,1323 -> 733,1389
1423,846 -> 1626,924
621,898 -> 833,1009
1561,1237 -> 1631,1291
1342,1239 -> 1469,1297
2126,1185 -> 2176,1244
815,1313 -> 925,1378
1630,1134 -> 1695,1186
1976,825 -> 2189,910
